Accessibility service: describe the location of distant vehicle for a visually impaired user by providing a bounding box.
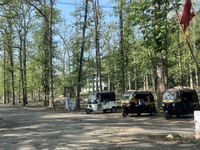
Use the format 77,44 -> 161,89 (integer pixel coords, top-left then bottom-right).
162,88 -> 199,119
86,92 -> 117,114
121,91 -> 156,117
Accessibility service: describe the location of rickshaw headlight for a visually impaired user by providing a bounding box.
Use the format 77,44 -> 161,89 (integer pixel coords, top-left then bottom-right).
172,103 -> 175,107
162,103 -> 165,107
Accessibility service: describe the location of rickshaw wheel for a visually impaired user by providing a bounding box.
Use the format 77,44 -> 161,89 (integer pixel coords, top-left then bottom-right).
150,109 -> 156,116
111,107 -> 116,113
122,112 -> 128,117
165,113 -> 170,120
137,112 -> 141,116
86,109 -> 91,114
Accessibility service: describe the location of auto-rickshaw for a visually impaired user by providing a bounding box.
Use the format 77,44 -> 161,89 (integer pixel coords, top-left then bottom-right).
162,88 -> 199,119
86,92 -> 117,114
121,91 -> 156,117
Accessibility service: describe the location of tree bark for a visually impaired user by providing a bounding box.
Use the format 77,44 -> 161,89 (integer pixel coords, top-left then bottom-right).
128,70 -> 131,90
3,48 -> 6,104
193,19 -> 198,88
115,61 -> 117,94
177,30 -> 183,88
155,0 -> 165,107
146,76 -> 149,90
49,0 -> 54,107
96,0 -> 102,92
93,0 -> 99,92
119,0 -> 125,95
187,27 -> 193,89
76,0 -> 88,109
148,50 -> 157,99
133,50 -> 137,91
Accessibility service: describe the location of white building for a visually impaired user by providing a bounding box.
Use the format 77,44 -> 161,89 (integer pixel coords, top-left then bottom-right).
81,76 -> 107,92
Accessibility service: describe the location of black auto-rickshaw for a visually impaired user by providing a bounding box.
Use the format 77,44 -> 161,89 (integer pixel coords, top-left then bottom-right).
121,91 -> 156,117
162,88 -> 199,119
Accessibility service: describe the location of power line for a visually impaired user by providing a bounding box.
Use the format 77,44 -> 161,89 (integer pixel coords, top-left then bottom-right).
56,2 -> 114,8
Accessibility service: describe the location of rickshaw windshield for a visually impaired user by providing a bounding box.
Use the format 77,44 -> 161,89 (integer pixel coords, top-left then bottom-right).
122,94 -> 133,100
163,91 -> 178,100
88,94 -> 96,100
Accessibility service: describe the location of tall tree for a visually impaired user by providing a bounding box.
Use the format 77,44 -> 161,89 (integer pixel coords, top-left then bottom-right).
119,0 -> 125,94
76,0 -> 88,109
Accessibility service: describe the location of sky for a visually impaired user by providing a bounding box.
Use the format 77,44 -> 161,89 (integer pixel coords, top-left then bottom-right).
55,0 -> 117,22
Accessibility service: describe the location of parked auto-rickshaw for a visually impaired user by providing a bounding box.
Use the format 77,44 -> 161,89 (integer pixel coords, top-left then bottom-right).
121,91 -> 156,117
162,88 -> 199,119
86,92 -> 117,114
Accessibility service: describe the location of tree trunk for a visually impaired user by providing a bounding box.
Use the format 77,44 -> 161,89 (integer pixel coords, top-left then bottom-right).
163,63 -> 168,89
151,68 -> 157,100
93,63 -> 95,92
49,0 -> 54,107
193,19 -> 198,88
7,60 -> 9,104
189,50 -> 193,89
3,48 -> 6,104
76,0 -> 88,109
108,68 -> 111,92
38,87 -> 41,101
177,31 -> 183,88
128,70 -> 131,90
93,0 -> 99,92
18,74 -> 21,103
146,76 -> 149,90
133,50 -> 137,91
10,51 -> 15,105
188,27 -> 193,89
119,0 -> 125,95
143,76 -> 146,90
156,52 -> 165,107
8,31 -> 15,105
148,50 -> 157,99
155,0 -> 165,108
115,61 -> 117,94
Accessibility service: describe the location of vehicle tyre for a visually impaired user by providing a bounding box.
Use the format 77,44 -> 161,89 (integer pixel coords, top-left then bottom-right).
176,114 -> 180,118
150,109 -> 156,116
137,112 -> 141,116
165,113 -> 170,120
111,107 -> 116,113
122,112 -> 128,117
86,109 -> 91,114
103,109 -> 107,113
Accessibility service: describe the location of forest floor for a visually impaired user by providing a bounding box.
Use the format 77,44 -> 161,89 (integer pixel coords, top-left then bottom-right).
1,95 -> 200,150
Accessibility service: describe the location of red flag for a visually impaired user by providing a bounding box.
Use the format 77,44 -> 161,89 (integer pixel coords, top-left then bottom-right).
179,0 -> 195,31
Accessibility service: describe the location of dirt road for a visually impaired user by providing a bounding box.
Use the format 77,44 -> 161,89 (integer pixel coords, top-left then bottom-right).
0,105 -> 200,150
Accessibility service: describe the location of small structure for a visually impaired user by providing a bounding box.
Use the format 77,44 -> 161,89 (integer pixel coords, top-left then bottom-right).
64,87 -> 76,111
194,111 -> 200,139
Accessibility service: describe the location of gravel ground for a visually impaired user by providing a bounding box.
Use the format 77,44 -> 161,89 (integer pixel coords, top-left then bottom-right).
0,105 -> 200,150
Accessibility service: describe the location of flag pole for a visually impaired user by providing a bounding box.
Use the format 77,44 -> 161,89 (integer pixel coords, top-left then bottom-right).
170,0 -> 200,71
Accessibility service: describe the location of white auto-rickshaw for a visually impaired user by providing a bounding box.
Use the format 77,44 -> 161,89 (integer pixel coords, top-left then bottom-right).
86,92 -> 117,114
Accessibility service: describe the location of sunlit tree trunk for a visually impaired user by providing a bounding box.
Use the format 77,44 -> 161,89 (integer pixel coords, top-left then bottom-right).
133,50 -> 137,91
155,0 -> 165,107
193,19 -> 198,88
128,70 -> 132,90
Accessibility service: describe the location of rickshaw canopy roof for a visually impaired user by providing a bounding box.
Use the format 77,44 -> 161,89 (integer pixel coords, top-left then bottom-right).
164,88 -> 197,94
89,92 -> 116,101
122,91 -> 154,102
